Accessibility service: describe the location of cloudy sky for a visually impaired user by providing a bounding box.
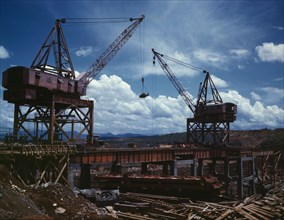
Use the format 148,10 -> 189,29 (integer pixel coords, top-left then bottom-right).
0,0 -> 283,135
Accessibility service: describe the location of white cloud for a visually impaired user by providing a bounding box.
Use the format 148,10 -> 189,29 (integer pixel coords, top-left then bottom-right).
193,49 -> 226,65
272,77 -> 283,82
75,46 -> 94,57
0,98 -> 14,128
89,76 -> 283,133
229,49 -> 249,58
258,87 -> 284,105
210,74 -> 228,88
149,49 -> 200,78
0,46 -> 10,59
238,65 -> 245,70
255,43 -> 284,62
87,74 -> 192,134
221,90 -> 284,129
172,50 -> 190,62
250,91 -> 262,101
272,26 -> 284,31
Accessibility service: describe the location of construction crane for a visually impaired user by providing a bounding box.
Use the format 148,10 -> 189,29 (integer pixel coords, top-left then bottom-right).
152,49 -> 237,145
3,15 -> 145,99
2,15 -> 144,144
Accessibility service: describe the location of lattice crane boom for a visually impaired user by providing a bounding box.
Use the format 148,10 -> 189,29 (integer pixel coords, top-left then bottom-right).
152,49 -> 196,114
77,15 -> 145,92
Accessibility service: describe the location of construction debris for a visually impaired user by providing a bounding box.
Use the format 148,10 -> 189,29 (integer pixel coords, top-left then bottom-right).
1,161 -> 284,219
114,182 -> 284,220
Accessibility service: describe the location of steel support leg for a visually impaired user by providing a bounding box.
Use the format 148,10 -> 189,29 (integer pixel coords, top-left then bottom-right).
198,159 -> 204,176
80,164 -> 91,189
170,160 -> 177,176
238,157 -> 244,199
162,163 -> 169,176
141,163 -> 148,175
191,158 -> 198,177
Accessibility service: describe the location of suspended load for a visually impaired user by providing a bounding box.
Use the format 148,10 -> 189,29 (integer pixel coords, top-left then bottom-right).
139,77 -> 149,98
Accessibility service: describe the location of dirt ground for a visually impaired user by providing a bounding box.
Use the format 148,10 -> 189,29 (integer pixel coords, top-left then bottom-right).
0,165 -> 116,220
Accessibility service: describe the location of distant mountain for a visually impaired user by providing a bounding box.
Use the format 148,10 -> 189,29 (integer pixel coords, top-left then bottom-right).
97,133 -> 148,139
0,127 -> 149,141
2,126 -> 283,150
98,129 -> 284,149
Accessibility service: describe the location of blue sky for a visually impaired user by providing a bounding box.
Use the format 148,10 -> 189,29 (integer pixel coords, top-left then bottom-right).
0,0 -> 283,135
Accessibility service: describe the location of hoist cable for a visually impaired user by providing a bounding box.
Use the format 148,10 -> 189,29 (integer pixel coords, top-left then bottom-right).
61,17 -> 134,24
161,54 -> 205,72
139,21 -> 148,94
62,21 -> 130,24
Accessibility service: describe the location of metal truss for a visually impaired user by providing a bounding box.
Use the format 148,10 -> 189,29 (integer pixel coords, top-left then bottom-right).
187,118 -> 230,145
12,96 -> 93,145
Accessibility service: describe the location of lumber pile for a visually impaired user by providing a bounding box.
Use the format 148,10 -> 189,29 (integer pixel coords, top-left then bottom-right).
115,182 -> 284,220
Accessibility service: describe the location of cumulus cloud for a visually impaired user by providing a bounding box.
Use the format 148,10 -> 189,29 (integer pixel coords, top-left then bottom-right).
88,76 -> 283,133
0,98 -> 14,128
75,46 -> 94,57
250,91 -> 262,101
0,75 -> 283,135
0,46 -> 10,59
86,74 -> 192,134
255,43 -> 284,62
221,90 -> 284,129
250,92 -> 261,101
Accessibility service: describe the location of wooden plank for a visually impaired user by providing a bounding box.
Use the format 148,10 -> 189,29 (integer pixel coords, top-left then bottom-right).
117,212 -> 155,220
148,212 -> 177,220
242,206 -> 270,220
246,204 -> 275,217
235,208 -> 259,220
215,209 -> 234,220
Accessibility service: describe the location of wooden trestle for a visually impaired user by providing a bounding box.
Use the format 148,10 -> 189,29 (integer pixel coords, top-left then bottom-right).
0,144 -> 76,187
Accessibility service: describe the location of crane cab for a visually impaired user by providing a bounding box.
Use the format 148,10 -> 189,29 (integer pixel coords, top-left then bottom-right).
195,102 -> 237,123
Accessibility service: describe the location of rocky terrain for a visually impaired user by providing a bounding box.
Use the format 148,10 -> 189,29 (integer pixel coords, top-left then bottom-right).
0,165 -> 116,220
